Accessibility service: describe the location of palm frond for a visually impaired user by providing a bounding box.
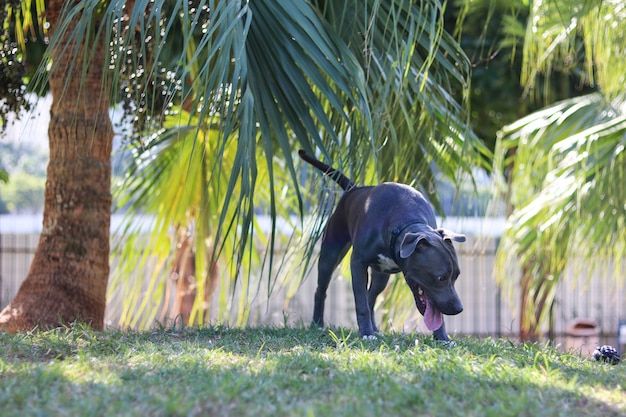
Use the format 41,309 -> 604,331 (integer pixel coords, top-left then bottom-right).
319,1 -> 490,189
495,92 -> 626,334
522,0 -> 626,100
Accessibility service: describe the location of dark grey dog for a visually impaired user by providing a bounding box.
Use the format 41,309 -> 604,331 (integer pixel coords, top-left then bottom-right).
299,150 -> 466,341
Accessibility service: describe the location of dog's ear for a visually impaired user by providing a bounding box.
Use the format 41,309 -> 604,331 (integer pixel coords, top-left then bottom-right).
399,232 -> 428,258
436,228 -> 466,243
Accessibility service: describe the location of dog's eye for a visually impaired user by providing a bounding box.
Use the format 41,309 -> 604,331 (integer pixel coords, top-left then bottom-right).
437,275 -> 447,282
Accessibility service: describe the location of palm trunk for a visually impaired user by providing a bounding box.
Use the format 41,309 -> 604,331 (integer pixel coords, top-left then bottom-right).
519,261 -> 554,342
519,265 -> 540,342
0,0 -> 112,332
168,226 -> 218,326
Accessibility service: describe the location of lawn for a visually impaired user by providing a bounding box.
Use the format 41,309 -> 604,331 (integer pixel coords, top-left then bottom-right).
0,324 -> 624,417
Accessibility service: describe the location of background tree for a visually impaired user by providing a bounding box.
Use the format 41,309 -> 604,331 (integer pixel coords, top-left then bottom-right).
492,0 -> 626,340
447,0 -> 596,154
446,0 -> 624,341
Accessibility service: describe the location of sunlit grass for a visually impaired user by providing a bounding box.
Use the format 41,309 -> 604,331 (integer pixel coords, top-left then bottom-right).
0,324 -> 624,416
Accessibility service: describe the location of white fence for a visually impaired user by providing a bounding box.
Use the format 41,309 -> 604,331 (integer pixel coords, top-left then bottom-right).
2,225 -> 624,349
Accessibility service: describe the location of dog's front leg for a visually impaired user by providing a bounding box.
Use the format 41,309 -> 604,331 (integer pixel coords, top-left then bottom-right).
432,320 -> 450,341
368,271 -> 390,333
350,259 -> 376,338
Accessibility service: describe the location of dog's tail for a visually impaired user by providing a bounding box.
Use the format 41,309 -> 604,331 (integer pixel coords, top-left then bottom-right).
298,149 -> 355,191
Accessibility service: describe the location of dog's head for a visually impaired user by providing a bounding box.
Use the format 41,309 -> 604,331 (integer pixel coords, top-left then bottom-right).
397,226 -> 465,331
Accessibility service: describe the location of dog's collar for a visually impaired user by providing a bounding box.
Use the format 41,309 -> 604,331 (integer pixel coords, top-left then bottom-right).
389,221 -> 422,263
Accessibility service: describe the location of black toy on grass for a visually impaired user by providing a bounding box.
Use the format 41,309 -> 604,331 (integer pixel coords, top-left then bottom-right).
592,345 -> 620,365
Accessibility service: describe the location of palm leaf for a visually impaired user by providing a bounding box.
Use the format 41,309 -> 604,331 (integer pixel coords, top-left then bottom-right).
495,92 -> 626,334
522,0 -> 626,100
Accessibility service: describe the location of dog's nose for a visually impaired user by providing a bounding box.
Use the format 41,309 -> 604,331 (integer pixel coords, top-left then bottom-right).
453,303 -> 463,315
445,300 -> 463,315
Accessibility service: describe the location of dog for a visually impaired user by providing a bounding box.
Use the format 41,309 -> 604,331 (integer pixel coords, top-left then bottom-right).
299,150 -> 465,341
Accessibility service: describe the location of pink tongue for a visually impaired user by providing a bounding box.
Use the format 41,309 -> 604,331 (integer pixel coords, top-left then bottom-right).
424,298 -> 443,331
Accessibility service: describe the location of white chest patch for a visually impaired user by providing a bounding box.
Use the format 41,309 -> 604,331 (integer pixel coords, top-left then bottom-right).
375,254 -> 400,273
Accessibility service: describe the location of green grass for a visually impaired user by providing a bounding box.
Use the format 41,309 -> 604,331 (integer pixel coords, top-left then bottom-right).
0,324 -> 624,417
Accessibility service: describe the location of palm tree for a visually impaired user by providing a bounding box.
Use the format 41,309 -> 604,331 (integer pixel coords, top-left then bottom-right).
0,0 -> 113,331
492,0 -> 626,340
1,0 -> 486,331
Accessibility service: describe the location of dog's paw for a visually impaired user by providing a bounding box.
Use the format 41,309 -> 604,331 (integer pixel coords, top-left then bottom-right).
437,340 -> 457,348
362,334 -> 377,341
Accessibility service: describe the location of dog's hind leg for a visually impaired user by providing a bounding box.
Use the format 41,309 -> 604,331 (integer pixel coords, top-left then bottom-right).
312,226 -> 350,329
367,271 -> 390,333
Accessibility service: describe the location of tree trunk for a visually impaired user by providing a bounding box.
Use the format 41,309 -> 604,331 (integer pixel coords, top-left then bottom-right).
519,266 -> 540,342
167,226 -> 218,326
0,0 -> 112,332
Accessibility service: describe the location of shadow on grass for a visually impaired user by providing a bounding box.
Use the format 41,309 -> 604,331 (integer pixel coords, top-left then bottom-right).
1,325 -> 624,417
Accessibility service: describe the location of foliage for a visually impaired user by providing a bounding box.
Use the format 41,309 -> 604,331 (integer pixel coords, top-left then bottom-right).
0,0 -> 47,129
449,0 -> 598,153
0,138 -> 48,177
0,171 -> 45,213
521,0 -> 626,101
0,0 -> 30,127
0,134 -> 48,213
110,110 -> 293,328
1,325 -> 624,417
446,0 -> 532,152
495,92 -> 626,336
492,0 -> 626,338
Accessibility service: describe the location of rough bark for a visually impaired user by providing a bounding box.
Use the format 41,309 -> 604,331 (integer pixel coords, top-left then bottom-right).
0,0 -> 112,332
